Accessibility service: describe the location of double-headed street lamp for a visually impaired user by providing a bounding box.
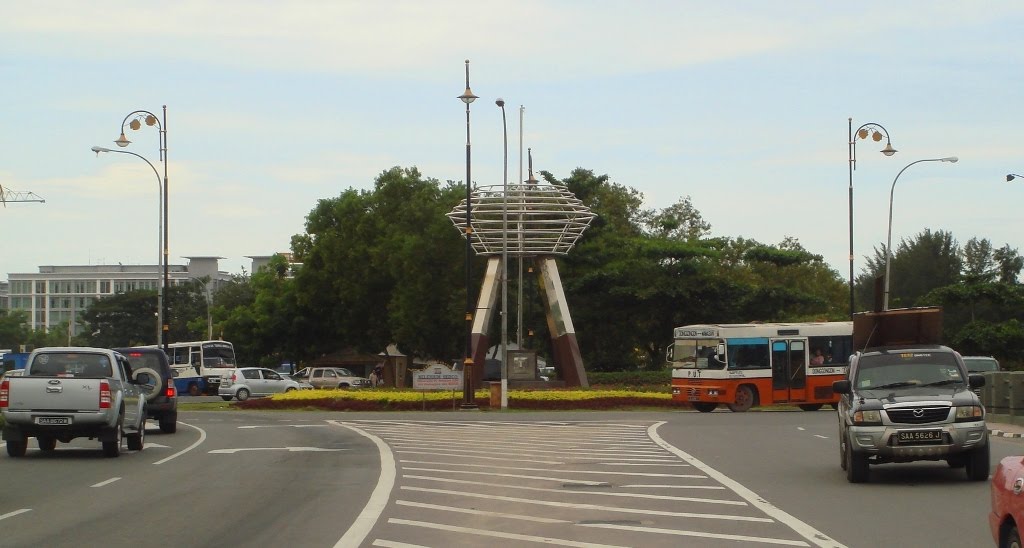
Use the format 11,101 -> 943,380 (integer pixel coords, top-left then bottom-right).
1008,174 -> 1024,182
112,107 -> 169,351
848,119 -> 897,317
91,145 -> 163,345
457,61 -> 479,410
883,156 -> 959,310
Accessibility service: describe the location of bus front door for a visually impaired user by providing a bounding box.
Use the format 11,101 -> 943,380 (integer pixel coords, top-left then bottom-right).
771,339 -> 808,403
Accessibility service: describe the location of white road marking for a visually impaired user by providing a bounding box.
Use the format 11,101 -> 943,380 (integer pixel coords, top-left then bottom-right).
143,443 -> 169,448
152,420 -> 206,465
238,424 -> 328,429
815,435 -> 829,439
648,422 -> 846,548
208,447 -> 348,454
373,540 -> 429,548
389,518 -> 629,548
402,476 -> 747,506
330,421 -> 396,548
0,509 -> 31,521
396,500 -> 567,524
402,466 -> 610,485
620,484 -> 725,490
91,477 -> 121,488
394,449 -> 562,465
597,462 -> 691,466
389,442 -> 671,460
399,459 -> 705,478
580,522 -> 810,547
798,427 -> 806,431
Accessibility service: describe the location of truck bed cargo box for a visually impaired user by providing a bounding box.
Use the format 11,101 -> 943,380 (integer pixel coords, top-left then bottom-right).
852,307 -> 943,350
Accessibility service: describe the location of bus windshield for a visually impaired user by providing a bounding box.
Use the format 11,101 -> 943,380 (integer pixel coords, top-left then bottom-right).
202,342 -> 236,368
671,338 -> 725,369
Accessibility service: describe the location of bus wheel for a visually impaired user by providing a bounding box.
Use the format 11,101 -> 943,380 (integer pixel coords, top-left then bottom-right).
692,402 -> 718,413
187,383 -> 200,396
798,404 -> 823,411
728,385 -> 755,412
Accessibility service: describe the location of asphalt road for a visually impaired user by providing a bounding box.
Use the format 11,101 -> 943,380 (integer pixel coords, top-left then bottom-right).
1,409 -> 1017,547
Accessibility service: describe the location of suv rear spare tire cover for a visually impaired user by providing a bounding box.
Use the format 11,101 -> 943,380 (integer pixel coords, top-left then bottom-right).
132,367 -> 162,401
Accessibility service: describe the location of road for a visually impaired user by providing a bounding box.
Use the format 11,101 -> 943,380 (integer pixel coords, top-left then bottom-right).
1,409 -> 1016,547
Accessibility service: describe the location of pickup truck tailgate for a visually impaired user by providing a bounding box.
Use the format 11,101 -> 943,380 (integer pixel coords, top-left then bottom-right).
5,377 -> 104,411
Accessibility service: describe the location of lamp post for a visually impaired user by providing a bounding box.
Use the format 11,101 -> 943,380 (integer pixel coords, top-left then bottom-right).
848,119 -> 897,317
91,145 -> 163,345
114,107 -> 169,352
458,61 -> 479,410
497,97 -> 509,410
883,156 -> 959,310
1008,174 -> 1024,182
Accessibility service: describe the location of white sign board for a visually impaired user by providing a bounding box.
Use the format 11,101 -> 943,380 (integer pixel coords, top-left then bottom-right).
412,364 -> 463,390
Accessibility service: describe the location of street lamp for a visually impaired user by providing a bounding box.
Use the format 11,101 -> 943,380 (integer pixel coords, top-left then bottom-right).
848,119 -> 897,317
113,107 -> 169,352
883,156 -> 959,310
1008,174 -> 1024,182
91,145 -> 163,345
458,61 -> 479,410
496,97 -> 509,410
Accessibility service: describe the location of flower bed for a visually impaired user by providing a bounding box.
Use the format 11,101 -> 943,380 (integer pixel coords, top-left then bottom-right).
234,387 -> 679,411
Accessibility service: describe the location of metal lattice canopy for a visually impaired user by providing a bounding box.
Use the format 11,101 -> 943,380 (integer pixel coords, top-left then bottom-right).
447,183 -> 596,256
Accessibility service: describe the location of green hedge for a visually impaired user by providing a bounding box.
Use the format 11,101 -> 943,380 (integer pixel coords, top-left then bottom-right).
588,370 -> 672,390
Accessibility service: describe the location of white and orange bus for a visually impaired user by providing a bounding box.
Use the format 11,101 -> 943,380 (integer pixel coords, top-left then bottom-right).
668,322 -> 852,412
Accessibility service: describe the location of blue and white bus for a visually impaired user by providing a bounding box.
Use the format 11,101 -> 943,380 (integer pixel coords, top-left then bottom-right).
143,340 -> 237,396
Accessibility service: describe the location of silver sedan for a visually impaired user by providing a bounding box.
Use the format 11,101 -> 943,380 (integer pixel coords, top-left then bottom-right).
219,367 -> 313,401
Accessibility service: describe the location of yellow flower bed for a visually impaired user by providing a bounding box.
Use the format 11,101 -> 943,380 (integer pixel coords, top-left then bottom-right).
267,387 -> 671,403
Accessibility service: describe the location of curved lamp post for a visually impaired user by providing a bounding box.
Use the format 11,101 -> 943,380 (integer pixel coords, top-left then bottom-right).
1008,174 -> 1024,182
114,107 -> 169,351
91,145 -> 163,345
883,156 -> 958,310
457,61 -> 479,410
496,97 -> 509,410
848,119 -> 897,317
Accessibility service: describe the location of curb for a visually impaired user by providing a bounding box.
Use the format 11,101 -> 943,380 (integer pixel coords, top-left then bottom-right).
990,429 -> 1024,438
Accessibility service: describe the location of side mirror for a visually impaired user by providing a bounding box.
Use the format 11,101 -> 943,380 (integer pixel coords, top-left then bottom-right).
832,379 -> 851,394
968,374 -> 986,389
665,345 -> 673,362
717,343 -> 726,363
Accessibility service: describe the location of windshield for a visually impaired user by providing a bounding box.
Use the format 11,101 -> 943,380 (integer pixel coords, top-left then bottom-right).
29,352 -> 112,377
671,339 -> 725,369
855,351 -> 963,390
962,357 -> 998,373
202,342 -> 237,368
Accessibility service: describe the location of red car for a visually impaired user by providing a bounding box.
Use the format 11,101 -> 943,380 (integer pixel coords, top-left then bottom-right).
991,456 -> 1024,547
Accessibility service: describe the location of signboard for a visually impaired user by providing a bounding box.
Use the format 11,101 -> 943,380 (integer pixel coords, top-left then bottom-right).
508,350 -> 537,380
412,364 -> 463,390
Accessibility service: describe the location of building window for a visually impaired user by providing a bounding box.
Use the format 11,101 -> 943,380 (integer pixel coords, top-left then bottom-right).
100,280 -> 111,293
35,281 -> 46,294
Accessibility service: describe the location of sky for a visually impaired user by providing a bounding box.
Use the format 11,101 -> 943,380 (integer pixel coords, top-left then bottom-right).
1,1 -> 1022,283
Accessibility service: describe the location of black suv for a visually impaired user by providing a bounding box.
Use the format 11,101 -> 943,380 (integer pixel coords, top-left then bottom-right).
115,347 -> 178,433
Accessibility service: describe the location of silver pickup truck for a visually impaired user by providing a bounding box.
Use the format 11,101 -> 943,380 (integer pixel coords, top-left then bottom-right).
1,347 -> 149,458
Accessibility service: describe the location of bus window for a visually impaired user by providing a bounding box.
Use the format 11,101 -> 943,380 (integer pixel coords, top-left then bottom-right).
671,339 -> 725,369
808,335 -> 853,366
727,339 -> 770,370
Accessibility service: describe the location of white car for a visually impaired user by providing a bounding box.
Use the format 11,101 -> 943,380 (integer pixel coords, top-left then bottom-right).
219,367 -> 312,401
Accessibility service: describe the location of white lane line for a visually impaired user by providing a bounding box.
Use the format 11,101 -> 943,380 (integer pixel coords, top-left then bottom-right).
0,509 -> 31,521
394,450 -> 562,465
209,447 -> 349,454
396,500 -> 567,524
143,443 -> 169,449
152,420 -> 206,465
403,466 -> 610,485
330,420 -> 396,548
373,540 -> 429,548
389,518 -> 628,548
238,424 -> 328,429
389,443 -> 670,459
649,422 -> 846,548
798,427 -> 806,431
620,484 -> 725,490
597,462 -> 691,466
580,522 -> 810,547
815,435 -> 829,439
401,487 -> 772,522
91,477 -> 121,488
403,475 -> 745,505
383,435 -> 663,452
399,460 -> 705,478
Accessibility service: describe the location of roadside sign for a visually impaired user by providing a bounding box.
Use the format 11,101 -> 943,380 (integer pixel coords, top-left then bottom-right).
412,364 -> 463,390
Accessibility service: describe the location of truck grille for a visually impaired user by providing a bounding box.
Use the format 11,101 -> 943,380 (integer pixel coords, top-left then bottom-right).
886,406 -> 950,424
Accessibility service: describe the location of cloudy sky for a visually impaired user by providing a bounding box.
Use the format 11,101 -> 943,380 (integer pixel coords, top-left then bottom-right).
1,2 -> 1021,282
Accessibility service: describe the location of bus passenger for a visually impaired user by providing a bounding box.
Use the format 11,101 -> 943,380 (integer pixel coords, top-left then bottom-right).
811,349 -> 825,365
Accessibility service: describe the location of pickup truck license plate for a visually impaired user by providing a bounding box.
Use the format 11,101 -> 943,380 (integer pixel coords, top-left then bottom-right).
35,416 -> 71,426
897,430 -> 942,443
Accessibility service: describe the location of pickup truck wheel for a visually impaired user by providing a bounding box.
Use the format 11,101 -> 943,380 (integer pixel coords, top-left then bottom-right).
235,388 -> 250,401
6,439 -> 27,457
220,395 -> 233,401
965,443 -> 991,481
692,402 -> 718,413
845,436 -> 869,483
727,385 -> 755,412
127,423 -> 145,451
102,418 -> 123,458
38,437 -> 57,451
159,413 -> 177,434
839,436 -> 847,471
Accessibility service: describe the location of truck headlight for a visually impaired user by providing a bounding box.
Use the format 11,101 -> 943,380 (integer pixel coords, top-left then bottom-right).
852,410 -> 882,425
955,405 -> 984,422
